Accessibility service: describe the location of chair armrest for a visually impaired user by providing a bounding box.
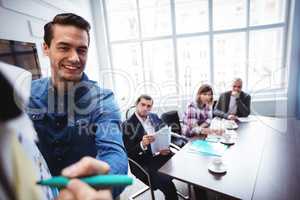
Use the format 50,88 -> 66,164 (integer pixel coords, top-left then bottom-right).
171,132 -> 188,142
170,143 -> 181,151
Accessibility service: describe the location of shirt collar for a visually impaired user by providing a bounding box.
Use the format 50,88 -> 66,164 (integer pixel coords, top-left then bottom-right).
135,112 -> 150,123
45,73 -> 94,108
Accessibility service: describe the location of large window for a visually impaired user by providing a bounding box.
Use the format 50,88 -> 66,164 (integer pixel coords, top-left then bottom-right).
103,0 -> 289,107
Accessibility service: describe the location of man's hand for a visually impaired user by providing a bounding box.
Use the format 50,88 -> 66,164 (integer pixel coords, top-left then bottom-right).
159,148 -> 171,155
56,157 -> 112,200
141,134 -> 155,149
231,91 -> 240,97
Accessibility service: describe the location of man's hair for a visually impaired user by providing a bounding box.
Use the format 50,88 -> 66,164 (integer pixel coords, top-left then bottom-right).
44,13 -> 91,46
135,94 -> 153,106
233,77 -> 243,85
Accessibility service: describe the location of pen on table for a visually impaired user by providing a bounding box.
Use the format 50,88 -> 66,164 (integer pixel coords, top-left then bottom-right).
37,175 -> 133,188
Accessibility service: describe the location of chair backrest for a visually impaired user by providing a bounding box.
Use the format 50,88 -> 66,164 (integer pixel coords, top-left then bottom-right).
125,105 -> 136,120
160,110 -> 182,135
212,100 -> 217,110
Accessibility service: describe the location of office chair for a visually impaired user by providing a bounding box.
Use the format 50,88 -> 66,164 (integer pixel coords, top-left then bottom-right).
128,153 -> 190,200
128,158 -> 155,200
125,105 -> 136,120
160,110 -> 188,148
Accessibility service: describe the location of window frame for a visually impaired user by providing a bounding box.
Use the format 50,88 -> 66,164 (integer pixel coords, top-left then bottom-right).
102,0 -> 291,102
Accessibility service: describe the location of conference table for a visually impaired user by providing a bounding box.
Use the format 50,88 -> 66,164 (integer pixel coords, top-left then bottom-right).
159,116 -> 300,200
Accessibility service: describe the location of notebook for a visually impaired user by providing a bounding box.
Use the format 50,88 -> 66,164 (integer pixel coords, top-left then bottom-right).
189,140 -> 228,157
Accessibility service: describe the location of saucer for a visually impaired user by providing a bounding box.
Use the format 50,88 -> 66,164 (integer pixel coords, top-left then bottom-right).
220,138 -> 235,145
226,124 -> 238,130
208,163 -> 227,173
225,121 -> 239,130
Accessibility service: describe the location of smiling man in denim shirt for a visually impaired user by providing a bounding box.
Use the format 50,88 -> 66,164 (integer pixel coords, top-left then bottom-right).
26,13 -> 128,198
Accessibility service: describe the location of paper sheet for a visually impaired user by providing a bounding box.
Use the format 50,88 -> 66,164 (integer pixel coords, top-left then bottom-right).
150,127 -> 171,154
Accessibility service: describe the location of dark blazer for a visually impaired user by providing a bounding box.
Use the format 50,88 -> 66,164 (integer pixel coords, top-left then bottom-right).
214,91 -> 251,118
122,113 -> 170,184
122,113 -> 164,164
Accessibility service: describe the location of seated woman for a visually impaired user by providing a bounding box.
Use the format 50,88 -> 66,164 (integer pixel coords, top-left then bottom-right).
183,84 -> 221,137
182,84 -> 223,200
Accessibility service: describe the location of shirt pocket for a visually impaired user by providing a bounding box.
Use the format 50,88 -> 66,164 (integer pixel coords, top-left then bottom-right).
29,113 -> 45,121
28,113 -> 47,140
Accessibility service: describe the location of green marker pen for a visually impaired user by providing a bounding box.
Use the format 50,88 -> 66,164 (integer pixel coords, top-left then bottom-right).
37,175 -> 133,188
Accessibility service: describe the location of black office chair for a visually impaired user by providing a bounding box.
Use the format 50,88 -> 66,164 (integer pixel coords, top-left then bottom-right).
212,100 -> 217,110
125,105 -> 136,120
161,110 -> 188,148
128,154 -> 191,200
128,158 -> 156,200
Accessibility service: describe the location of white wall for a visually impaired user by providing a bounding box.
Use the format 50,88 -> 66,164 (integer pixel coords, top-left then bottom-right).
0,0 -> 101,82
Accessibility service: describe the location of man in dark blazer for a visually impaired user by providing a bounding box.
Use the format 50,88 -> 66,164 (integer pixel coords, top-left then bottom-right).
214,78 -> 251,120
122,95 -> 178,200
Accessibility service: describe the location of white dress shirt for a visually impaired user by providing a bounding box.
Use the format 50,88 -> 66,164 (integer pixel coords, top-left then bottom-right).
135,112 -> 155,151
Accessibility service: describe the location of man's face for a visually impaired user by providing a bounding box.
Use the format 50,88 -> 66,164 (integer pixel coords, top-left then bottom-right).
232,80 -> 242,93
43,24 -> 89,84
136,98 -> 153,118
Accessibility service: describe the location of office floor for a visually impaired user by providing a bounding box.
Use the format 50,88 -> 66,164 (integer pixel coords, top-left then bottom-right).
119,171 -> 219,200
120,177 -> 190,200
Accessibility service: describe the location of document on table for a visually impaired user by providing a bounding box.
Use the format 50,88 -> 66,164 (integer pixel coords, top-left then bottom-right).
237,115 -> 257,123
150,127 -> 171,155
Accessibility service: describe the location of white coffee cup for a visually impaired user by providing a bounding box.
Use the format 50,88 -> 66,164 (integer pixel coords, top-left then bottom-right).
223,133 -> 231,142
212,157 -> 223,169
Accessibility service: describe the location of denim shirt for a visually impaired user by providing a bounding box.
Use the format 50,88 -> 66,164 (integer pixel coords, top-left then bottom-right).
26,73 -> 128,197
